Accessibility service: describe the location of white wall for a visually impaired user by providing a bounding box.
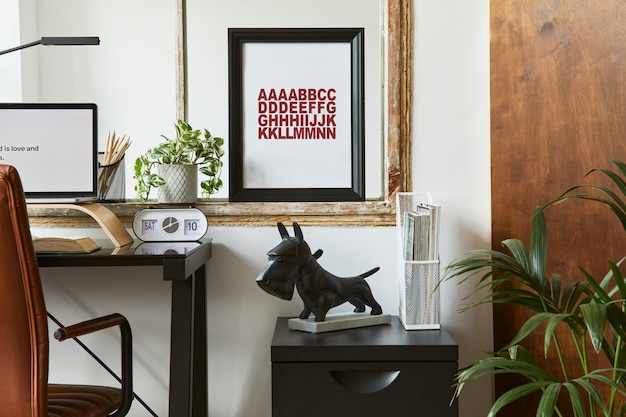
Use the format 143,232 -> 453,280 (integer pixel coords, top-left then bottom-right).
5,0 -> 493,416
413,1 -> 493,414
0,0 -> 23,100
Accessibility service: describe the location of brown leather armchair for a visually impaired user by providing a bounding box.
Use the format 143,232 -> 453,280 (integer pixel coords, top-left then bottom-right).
0,164 -> 133,417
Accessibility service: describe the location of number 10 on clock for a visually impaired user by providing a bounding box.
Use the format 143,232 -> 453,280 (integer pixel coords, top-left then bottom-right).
184,219 -> 200,235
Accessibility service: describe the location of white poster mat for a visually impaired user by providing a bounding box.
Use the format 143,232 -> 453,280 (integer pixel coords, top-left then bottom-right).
242,42 -> 353,189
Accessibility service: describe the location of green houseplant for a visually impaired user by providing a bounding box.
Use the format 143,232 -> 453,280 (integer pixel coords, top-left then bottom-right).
133,119 -> 224,203
443,160 -> 626,417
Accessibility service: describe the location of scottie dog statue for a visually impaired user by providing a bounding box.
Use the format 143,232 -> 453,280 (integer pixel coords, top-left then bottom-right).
256,222 -> 383,322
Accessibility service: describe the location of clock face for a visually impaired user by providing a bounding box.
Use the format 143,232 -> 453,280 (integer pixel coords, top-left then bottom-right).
162,216 -> 180,234
132,208 -> 208,242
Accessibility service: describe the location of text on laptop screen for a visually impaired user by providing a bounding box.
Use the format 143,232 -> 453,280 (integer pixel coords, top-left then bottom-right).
0,103 -> 97,199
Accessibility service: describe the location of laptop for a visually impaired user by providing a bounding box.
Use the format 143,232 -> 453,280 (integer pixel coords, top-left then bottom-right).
0,103 -> 98,203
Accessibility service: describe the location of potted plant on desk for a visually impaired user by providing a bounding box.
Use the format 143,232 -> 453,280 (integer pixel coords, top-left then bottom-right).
443,160 -> 626,417
133,119 -> 224,203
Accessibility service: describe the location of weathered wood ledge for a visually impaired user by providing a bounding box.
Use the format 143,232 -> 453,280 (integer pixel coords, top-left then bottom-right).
27,200 -> 396,227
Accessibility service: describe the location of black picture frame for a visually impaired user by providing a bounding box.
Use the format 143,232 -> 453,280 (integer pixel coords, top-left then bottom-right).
228,28 -> 365,202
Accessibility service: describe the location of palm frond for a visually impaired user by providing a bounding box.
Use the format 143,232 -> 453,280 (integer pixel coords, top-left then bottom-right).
503,312 -> 571,358
579,303 -> 607,353
487,381 -> 554,417
562,382 -> 587,417
546,160 -> 626,232
536,384 -> 561,417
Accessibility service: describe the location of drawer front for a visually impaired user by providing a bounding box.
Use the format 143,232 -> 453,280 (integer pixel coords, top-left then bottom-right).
272,361 -> 458,417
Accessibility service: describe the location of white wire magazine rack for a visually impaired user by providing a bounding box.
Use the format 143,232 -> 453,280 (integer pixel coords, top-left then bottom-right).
396,192 -> 441,330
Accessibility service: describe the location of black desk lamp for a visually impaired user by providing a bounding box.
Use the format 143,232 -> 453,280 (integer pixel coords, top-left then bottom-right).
0,37 -> 100,56
0,34 -> 131,246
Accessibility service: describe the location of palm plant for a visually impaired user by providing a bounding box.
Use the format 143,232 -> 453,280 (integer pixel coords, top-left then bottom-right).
444,160 -> 626,417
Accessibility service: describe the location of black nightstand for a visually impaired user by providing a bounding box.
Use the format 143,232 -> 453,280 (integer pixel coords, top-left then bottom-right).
271,316 -> 458,417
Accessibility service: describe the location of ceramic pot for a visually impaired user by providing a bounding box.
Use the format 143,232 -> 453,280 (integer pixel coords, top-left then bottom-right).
157,164 -> 197,204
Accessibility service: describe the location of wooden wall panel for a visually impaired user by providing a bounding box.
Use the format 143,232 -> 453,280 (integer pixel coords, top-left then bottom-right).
491,0 -> 626,415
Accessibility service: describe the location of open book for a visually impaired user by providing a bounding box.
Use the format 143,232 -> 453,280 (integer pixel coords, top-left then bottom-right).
32,236 -> 101,254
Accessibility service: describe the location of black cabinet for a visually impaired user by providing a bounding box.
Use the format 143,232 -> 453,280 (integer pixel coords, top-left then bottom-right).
271,316 -> 458,417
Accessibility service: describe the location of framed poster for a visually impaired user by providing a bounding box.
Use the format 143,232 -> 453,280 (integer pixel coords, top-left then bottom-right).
228,28 -> 365,202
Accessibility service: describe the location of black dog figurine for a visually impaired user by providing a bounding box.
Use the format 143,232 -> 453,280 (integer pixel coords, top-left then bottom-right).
257,222 -> 383,322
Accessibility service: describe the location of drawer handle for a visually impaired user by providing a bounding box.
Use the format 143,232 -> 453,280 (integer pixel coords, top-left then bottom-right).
330,370 -> 400,394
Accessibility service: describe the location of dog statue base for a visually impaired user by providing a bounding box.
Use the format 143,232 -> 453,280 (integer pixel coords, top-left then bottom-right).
288,312 -> 392,334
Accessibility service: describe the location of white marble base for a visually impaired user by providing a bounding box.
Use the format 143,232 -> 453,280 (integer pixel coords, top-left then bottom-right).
288,313 -> 392,333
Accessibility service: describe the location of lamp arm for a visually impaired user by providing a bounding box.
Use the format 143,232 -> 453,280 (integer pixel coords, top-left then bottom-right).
0,40 -> 42,56
0,37 -> 99,56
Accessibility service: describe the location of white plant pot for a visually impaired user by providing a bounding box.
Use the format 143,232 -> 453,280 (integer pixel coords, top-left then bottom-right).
157,164 -> 198,204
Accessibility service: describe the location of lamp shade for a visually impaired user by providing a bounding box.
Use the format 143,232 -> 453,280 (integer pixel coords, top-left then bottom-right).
41,37 -> 100,46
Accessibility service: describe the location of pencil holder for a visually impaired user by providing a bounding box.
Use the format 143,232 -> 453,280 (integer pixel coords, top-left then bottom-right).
97,152 -> 126,202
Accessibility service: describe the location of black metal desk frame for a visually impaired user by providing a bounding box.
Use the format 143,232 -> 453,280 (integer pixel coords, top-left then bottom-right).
36,239 -> 211,417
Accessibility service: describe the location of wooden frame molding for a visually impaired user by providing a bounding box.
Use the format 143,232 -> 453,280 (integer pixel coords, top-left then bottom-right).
28,0 -> 412,228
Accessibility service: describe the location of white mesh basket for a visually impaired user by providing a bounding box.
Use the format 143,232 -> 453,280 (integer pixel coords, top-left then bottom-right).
396,192 -> 441,330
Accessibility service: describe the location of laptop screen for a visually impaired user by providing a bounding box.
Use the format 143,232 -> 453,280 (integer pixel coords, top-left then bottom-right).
0,103 -> 97,200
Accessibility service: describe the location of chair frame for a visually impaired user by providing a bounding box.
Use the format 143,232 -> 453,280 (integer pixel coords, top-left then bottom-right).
54,313 -> 134,417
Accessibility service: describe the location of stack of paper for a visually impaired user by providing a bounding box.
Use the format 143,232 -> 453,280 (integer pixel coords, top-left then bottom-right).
403,203 -> 440,261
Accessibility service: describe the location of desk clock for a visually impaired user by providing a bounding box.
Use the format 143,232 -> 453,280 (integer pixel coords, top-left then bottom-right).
132,207 -> 208,241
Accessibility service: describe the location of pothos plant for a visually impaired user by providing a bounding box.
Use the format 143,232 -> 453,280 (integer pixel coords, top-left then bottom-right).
133,119 -> 224,202
443,160 -> 626,417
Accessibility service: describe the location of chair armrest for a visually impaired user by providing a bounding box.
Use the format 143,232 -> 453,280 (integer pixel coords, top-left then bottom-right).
54,313 -> 128,340
54,313 -> 133,417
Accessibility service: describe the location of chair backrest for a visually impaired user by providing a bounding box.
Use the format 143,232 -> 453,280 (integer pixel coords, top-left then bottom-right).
0,165 -> 48,417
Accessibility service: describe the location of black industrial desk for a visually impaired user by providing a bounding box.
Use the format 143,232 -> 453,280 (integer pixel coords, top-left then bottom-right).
271,316 -> 458,417
36,239 -> 211,417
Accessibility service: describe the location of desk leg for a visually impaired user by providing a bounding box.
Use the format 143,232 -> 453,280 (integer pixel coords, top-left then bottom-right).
169,264 -> 208,417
